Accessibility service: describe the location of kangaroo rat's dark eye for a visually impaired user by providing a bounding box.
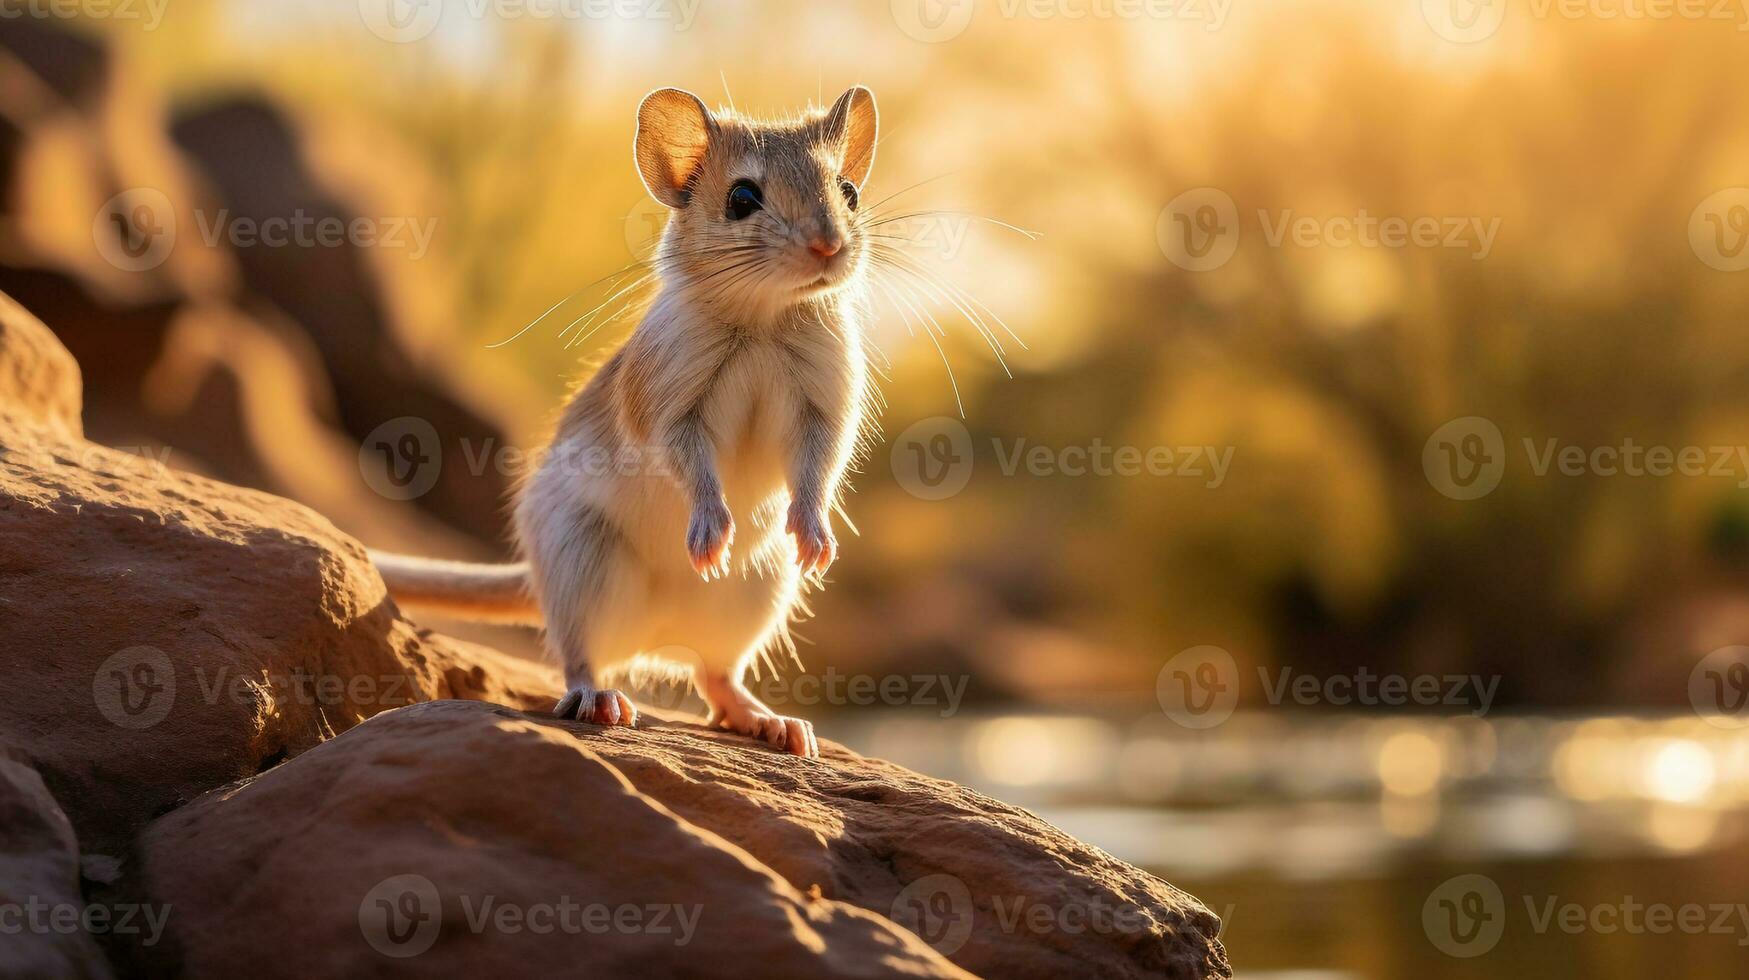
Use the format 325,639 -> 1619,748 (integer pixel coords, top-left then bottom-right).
726,179 -> 763,220
839,178 -> 859,211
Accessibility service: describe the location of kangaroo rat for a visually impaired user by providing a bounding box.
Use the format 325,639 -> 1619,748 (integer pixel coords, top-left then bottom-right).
372,86 -> 880,758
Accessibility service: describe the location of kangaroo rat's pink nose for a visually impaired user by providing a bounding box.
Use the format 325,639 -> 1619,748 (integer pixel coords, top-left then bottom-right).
808,236 -> 843,258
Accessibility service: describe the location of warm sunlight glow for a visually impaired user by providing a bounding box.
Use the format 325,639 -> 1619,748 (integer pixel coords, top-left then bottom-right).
1641,738 -> 1717,805
1376,730 -> 1442,797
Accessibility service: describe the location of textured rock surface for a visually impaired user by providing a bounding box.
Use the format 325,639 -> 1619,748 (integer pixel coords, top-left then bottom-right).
0,294 -> 559,856
0,292 -> 1230,978
139,701 -> 1228,979
138,702 -> 975,979
0,289 -> 81,436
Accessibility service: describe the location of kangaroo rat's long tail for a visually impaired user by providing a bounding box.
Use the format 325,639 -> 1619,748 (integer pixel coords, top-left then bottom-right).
369,551 -> 542,625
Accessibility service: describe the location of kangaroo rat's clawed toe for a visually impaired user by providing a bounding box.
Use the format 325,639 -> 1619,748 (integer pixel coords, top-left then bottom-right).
702,672 -> 820,758
733,713 -> 817,759
555,686 -> 639,729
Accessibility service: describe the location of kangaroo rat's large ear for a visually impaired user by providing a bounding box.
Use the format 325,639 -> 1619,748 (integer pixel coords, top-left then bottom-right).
635,88 -> 714,208
823,86 -> 878,187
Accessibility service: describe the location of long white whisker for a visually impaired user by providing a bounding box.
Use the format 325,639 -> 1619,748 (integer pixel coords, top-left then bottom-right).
875,273 -> 964,418
874,244 -> 1029,354
558,273 -> 654,340
872,247 -> 1012,376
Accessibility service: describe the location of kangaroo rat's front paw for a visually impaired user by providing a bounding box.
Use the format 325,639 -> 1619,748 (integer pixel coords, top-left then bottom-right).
686,497 -> 735,580
786,502 -> 836,574
554,686 -> 638,728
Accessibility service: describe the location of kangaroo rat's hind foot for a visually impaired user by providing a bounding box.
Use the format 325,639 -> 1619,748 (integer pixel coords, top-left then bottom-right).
700,671 -> 818,758
554,684 -> 639,729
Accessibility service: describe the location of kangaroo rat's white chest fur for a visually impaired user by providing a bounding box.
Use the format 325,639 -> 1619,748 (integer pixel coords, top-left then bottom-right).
525,295 -> 865,576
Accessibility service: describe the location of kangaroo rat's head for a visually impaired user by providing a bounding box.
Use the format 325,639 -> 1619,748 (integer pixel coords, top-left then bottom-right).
634,86 -> 878,318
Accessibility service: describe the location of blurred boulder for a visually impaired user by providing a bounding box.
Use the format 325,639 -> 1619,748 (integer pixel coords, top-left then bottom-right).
169,98 -> 525,549
0,16 -> 518,559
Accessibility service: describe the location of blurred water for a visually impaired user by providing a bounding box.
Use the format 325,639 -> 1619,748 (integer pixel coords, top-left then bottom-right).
832,711 -> 1749,978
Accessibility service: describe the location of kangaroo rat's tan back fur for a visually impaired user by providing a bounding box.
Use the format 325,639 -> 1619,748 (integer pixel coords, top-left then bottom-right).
374,86 -> 880,757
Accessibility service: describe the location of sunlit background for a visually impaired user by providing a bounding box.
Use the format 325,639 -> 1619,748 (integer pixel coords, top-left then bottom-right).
4,0 -> 1749,975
